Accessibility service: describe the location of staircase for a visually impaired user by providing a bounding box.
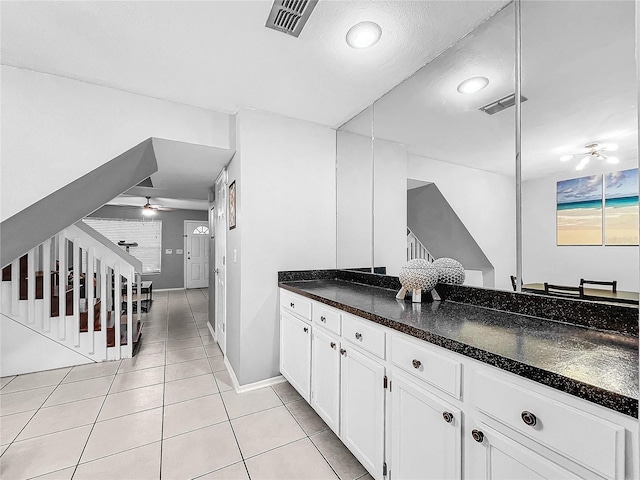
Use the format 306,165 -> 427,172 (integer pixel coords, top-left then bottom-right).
1,222 -> 144,376
407,227 -> 435,262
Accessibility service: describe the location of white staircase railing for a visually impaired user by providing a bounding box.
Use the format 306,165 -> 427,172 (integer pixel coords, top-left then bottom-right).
1,222 -> 143,365
407,227 -> 435,262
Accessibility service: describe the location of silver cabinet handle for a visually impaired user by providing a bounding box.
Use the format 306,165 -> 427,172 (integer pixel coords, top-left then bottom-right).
320,316 -> 326,322
340,348 -> 347,356
355,332 -> 362,340
303,327 -> 308,333
412,359 -> 422,369
330,342 -> 336,349
290,302 -> 295,308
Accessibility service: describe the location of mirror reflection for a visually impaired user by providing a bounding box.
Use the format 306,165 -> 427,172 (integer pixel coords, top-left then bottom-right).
520,1 -> 638,303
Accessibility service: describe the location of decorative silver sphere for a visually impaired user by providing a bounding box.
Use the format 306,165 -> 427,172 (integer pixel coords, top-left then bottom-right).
432,257 -> 465,285
399,259 -> 439,291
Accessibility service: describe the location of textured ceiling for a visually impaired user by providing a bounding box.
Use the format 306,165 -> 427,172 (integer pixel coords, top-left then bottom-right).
344,1 -> 638,180
1,0 -> 509,128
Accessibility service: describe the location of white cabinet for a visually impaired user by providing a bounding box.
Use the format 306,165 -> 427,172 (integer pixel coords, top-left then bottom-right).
279,309 -> 311,402
311,327 -> 341,434
391,372 -> 461,480
340,343 -> 386,479
468,423 -> 582,480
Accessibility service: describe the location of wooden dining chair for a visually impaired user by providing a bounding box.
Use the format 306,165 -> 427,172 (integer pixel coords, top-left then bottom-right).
580,279 -> 617,293
543,283 -> 584,299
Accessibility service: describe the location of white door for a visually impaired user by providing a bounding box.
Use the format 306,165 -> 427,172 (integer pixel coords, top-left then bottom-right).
340,345 -> 385,480
279,310 -> 311,402
391,373 -> 461,480
185,221 -> 209,289
311,328 -> 341,434
214,170 -> 227,354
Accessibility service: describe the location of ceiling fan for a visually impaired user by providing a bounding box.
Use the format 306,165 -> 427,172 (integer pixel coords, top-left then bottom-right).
559,142 -> 619,171
141,196 -> 175,216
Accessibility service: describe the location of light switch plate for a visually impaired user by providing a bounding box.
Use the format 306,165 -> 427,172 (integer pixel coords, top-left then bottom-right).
176,249 -> 184,254
165,249 -> 172,254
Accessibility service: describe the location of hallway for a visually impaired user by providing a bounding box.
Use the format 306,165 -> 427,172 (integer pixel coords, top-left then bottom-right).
0,289 -> 370,480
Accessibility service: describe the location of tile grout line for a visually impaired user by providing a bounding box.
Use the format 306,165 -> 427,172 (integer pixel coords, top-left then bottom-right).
158,289 -> 170,480
69,366 -> 119,479
186,289 -> 253,479
1,365 -> 76,456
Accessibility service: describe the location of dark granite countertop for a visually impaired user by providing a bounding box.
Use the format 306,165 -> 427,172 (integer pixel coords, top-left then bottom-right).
279,278 -> 639,418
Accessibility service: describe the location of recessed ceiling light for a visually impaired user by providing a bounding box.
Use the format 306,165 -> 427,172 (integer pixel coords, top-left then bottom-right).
457,76 -> 489,94
346,21 -> 382,49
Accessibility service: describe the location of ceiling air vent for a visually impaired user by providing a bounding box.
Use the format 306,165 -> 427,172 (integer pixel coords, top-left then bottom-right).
265,0 -> 318,38
479,93 -> 528,115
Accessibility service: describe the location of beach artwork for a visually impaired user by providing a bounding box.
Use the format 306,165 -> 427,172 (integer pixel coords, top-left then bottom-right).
557,175 -> 603,245
605,168 -> 638,245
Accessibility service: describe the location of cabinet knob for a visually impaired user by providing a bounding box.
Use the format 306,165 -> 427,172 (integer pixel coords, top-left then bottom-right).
290,302 -> 295,308
521,411 -> 537,427
320,316 -> 326,322
330,342 -> 336,349
412,359 -> 421,369
442,411 -> 454,423
340,348 -> 347,356
471,429 -> 484,443
303,327 -> 308,333
355,332 -> 362,340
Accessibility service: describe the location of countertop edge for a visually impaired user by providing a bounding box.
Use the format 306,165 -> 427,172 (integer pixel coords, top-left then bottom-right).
279,282 -> 639,418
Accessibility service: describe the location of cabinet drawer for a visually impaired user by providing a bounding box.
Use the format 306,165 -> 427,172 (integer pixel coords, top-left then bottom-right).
342,314 -> 385,359
280,290 -> 312,321
474,372 -> 625,480
391,335 -> 461,399
313,303 -> 341,336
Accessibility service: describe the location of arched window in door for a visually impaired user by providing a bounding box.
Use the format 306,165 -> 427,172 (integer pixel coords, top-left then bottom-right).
193,226 -> 209,235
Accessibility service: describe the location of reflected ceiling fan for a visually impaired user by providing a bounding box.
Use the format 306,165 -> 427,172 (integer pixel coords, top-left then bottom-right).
141,196 -> 176,216
559,142 -> 619,171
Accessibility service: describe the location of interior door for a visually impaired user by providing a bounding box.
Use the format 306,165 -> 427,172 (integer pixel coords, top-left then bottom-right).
185,221 -> 209,289
214,170 -> 227,354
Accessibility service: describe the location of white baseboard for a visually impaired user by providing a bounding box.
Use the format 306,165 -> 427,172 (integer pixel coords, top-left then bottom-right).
207,321 -> 217,342
153,288 -> 185,292
223,356 -> 286,394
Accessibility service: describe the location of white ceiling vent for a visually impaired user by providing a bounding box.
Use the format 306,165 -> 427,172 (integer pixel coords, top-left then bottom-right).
265,0 -> 318,38
479,94 -> 528,115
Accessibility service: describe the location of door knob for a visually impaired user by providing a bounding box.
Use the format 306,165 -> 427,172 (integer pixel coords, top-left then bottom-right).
330,342 -> 336,349
442,411 -> 454,423
303,327 -> 308,333
412,359 -> 422,369
355,332 -> 362,340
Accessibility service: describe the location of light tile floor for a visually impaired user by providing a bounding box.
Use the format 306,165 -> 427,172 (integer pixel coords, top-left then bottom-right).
0,289 -> 372,480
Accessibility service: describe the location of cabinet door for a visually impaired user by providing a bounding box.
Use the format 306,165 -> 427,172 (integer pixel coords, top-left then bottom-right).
340,345 -> 385,480
468,424 -> 582,480
280,309 -> 311,402
311,328 -> 341,434
391,373 -> 461,480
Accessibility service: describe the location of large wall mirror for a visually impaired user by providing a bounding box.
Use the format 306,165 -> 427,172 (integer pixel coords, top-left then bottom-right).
336,0 -> 638,300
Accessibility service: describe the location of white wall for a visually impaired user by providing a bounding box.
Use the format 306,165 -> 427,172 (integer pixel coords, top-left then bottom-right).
1,315 -> 92,376
408,154 -> 516,291
230,109 -> 337,385
1,66 -> 233,221
522,165 -> 639,291
374,138 -> 408,276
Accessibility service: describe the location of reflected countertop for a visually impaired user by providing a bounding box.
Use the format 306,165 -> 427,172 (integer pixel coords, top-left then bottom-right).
279,279 -> 639,417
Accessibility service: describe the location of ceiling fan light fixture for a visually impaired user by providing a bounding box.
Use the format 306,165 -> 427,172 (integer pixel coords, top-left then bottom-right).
575,156 -> 590,171
142,206 -> 156,216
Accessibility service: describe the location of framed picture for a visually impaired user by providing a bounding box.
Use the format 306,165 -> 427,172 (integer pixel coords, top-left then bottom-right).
605,168 -> 639,245
229,181 -> 237,230
556,174 -> 603,246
